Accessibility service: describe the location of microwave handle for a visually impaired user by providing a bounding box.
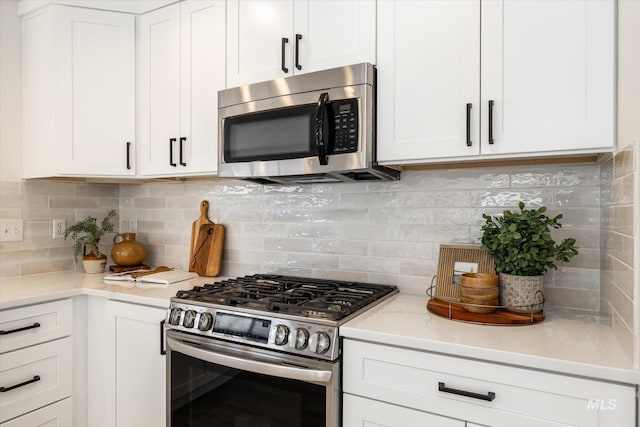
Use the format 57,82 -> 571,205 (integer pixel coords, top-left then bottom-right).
315,92 -> 329,165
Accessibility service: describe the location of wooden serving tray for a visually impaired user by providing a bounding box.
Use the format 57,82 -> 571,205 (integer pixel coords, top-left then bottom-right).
427,298 -> 544,325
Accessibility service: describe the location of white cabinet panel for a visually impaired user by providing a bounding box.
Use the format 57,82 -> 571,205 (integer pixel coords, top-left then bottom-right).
377,0 -> 480,163
227,0 -> 375,87
481,0 -> 615,156
139,0 -> 225,177
0,338 -> 72,423
0,299 -> 72,354
22,6 -> 135,178
344,394 -> 464,427
343,339 -> 636,427
1,397 -> 73,427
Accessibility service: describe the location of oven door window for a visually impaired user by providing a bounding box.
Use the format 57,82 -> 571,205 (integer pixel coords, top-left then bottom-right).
171,350 -> 326,427
223,104 -> 317,163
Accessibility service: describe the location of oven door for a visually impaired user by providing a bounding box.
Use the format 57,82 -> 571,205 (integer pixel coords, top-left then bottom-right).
166,330 -> 340,427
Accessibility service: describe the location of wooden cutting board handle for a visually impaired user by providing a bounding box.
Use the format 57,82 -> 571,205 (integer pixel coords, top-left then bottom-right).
189,201 -> 213,272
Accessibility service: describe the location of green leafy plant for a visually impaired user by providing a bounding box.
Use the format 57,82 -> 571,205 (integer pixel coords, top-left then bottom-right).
480,202 -> 578,276
64,210 -> 116,261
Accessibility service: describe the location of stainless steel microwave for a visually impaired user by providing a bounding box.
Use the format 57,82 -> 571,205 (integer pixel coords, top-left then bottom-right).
217,63 -> 400,184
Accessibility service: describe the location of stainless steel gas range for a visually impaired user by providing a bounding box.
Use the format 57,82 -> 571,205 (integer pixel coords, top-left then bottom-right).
165,274 -> 397,427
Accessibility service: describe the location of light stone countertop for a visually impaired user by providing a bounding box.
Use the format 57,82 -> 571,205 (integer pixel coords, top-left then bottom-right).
341,293 -> 640,385
1,272 -> 638,386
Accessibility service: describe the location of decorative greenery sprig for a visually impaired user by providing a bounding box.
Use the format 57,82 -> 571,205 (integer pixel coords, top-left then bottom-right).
480,202 -> 578,276
64,210 -> 116,261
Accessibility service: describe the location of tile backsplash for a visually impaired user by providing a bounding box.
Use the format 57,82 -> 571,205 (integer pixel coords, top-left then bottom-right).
0,160 -> 633,320
116,163 -> 603,310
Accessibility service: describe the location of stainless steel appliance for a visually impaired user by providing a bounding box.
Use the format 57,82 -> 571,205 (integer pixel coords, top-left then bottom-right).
165,274 -> 397,427
218,63 -> 400,184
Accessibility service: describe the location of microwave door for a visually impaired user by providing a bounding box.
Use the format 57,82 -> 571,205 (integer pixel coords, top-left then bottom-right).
223,105 -> 317,163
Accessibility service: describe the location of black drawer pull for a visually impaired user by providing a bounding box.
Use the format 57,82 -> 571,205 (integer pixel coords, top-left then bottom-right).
169,138 -> 177,167
160,319 -> 166,356
126,142 -> 132,170
466,103 -> 472,147
179,137 -> 187,166
0,322 -> 41,335
488,99 -> 495,144
438,382 -> 495,401
281,37 -> 289,73
295,33 -> 302,70
0,375 -> 41,392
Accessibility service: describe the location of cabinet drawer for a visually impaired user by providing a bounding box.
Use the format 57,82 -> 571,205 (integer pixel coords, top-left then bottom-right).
0,337 -> 72,423
1,397 -> 72,427
343,340 -> 635,427
0,300 -> 72,354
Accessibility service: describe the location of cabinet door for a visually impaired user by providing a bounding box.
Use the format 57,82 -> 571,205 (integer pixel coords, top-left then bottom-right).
139,3 -> 181,176
293,0 -> 375,75
179,0 -> 226,175
55,7 -> 135,176
343,394 -> 464,427
377,0 -> 480,164
481,0 -> 614,156
226,0 -> 294,87
105,301 -> 167,427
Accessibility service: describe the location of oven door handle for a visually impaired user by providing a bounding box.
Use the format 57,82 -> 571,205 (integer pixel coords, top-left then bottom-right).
167,337 -> 332,384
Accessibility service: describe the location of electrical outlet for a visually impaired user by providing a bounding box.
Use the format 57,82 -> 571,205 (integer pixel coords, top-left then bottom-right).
127,218 -> 137,233
53,219 -> 66,239
0,219 -> 24,242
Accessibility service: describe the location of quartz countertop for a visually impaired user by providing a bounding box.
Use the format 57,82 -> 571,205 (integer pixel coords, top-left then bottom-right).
2,272 -> 638,386
0,270 -> 222,310
341,293 -> 640,385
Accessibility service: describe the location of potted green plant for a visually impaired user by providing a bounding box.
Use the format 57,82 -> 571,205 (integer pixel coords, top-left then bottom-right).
480,202 -> 578,313
64,209 -> 116,273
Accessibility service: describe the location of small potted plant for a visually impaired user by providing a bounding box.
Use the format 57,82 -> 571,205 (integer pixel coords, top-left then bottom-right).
64,210 -> 116,273
480,202 -> 578,313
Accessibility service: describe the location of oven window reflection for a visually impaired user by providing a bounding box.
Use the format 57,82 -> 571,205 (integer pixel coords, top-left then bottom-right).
171,351 -> 325,427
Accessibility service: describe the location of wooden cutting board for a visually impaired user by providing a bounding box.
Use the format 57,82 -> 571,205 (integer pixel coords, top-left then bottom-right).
191,223 -> 225,277
189,201 -> 213,273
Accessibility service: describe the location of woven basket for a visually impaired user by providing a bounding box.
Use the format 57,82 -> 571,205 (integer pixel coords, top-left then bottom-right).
499,273 -> 544,313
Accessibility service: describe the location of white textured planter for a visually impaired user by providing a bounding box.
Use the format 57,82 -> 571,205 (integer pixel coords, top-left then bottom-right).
499,273 -> 544,313
82,257 -> 107,274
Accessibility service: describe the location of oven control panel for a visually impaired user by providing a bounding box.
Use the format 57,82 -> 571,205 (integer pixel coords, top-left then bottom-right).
166,302 -> 340,361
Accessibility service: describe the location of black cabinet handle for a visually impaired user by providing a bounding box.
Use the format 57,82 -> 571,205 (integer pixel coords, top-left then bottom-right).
488,100 -> 494,144
438,382 -> 495,401
0,375 -> 41,392
466,103 -> 472,147
160,319 -> 166,355
0,322 -> 40,335
295,34 -> 302,70
126,142 -> 131,170
179,137 -> 187,166
169,138 -> 177,167
315,92 -> 329,165
281,37 -> 289,73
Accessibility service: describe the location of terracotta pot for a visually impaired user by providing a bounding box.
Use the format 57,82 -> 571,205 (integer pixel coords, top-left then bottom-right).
111,233 -> 147,267
82,252 -> 107,274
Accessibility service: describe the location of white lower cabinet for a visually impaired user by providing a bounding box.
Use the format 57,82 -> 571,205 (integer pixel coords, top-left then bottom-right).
344,394 -> 464,427
0,300 -> 73,425
87,298 -> 167,427
1,398 -> 73,427
342,339 -> 636,427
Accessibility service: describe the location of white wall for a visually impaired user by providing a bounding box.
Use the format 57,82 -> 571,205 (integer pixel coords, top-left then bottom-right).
0,0 -> 22,181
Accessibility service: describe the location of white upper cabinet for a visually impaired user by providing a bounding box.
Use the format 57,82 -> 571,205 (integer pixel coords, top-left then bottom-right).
22,5 -> 135,178
481,0 -> 615,156
377,0 -> 615,165
138,0 -> 225,177
377,0 -> 480,163
226,0 -> 375,88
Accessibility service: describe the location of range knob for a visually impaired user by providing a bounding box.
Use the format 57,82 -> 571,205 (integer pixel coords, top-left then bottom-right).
273,325 -> 289,346
198,312 -> 213,331
309,331 -> 331,354
168,308 -> 182,325
183,310 -> 197,328
290,328 -> 309,350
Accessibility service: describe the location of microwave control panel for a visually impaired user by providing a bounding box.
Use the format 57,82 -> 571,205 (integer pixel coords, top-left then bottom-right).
330,99 -> 358,154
